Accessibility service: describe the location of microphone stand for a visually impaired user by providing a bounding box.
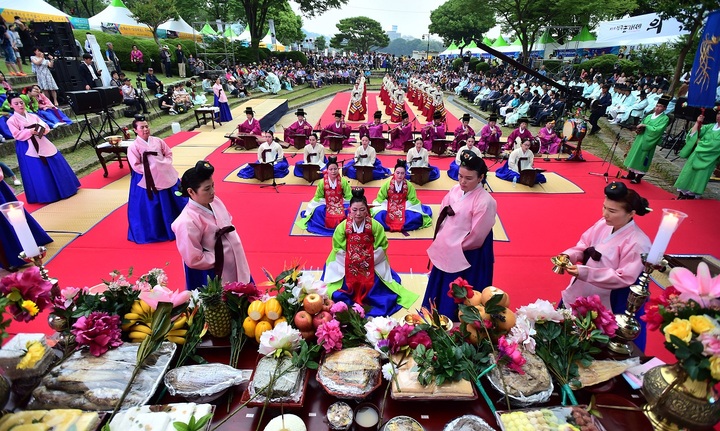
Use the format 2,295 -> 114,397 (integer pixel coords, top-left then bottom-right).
589,125 -> 627,183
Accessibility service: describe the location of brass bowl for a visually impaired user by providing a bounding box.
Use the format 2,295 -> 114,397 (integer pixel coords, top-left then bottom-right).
105,136 -> 123,146
404,314 -> 453,332
551,255 -> 570,274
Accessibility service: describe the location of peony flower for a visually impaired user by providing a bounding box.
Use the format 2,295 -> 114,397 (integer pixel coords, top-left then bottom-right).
258,322 -> 302,357
447,277 -> 474,304
689,315 -> 717,334
352,303 -> 366,318
663,318 -> 693,344
698,333 -> 720,356
507,314 -> 537,354
710,356 -> 720,381
71,311 -> 123,357
387,324 -> 414,354
139,285 -> 191,310
669,262 -> 720,308
516,299 -> 565,324
54,286 -> 86,310
316,319 -> 343,352
330,301 -> 348,314
570,295 -> 618,336
497,335 -> 526,374
291,274 -> 327,303
0,266 -> 53,322
381,362 -> 395,381
408,330 -> 432,350
365,316 -> 399,348
224,281 -> 260,301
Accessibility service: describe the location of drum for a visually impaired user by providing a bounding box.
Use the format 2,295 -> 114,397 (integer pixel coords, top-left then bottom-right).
563,119 -> 587,142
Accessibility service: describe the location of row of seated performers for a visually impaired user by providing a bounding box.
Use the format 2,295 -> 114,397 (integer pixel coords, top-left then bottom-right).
295,156 -> 433,236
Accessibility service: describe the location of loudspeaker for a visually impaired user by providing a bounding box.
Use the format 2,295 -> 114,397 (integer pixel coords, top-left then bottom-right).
51,59 -> 85,92
66,90 -> 103,115
32,22 -> 79,58
95,86 -> 123,108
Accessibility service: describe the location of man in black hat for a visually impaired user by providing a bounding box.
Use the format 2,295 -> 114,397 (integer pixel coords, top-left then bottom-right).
622,94 -> 672,184
537,115 -> 563,154
359,110 -> 385,140
79,53 -> 102,90
390,110 -> 413,150
505,117 -> 533,151
421,110 -> 446,150
588,84 -> 612,135
452,113 -> 475,152
238,107 -> 262,136
284,108 -> 313,146
478,113 -> 502,153
145,68 -> 164,96
321,109 -> 352,147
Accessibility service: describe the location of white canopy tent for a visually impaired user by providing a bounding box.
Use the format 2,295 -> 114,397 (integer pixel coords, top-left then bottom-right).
88,0 -> 153,37
0,0 -> 69,23
158,17 -> 197,39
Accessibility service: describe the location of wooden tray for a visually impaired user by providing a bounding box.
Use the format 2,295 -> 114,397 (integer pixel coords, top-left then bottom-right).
390,356 -> 478,401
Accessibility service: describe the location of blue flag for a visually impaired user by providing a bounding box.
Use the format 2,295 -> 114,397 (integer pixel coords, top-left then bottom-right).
688,9 -> 720,108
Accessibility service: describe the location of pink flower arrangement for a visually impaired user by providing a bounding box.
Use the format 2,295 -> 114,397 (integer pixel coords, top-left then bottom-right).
387,324 -> 414,354
0,266 -> 53,322
139,285 -> 191,310
316,319 -> 343,352
642,286 -> 680,331
497,336 -> 526,374
447,277 -> 474,304
330,301 -> 348,314
224,281 -> 260,301
71,311 -> 123,356
352,303 -> 366,318
569,295 -> 618,336
408,330 -> 432,350
669,262 -> 720,308
699,333 -> 720,356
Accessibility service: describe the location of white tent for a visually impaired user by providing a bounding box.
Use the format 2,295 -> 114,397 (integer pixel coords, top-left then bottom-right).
88,0 -> 153,37
158,17 -> 197,39
0,0 -> 69,23
260,32 -> 285,52
237,28 -> 251,43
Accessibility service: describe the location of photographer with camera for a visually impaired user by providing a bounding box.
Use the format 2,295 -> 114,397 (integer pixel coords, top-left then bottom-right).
121,78 -> 149,115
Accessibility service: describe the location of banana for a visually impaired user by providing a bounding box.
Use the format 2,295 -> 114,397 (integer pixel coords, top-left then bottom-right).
128,331 -> 149,341
130,324 -> 153,335
124,312 -> 143,321
121,322 -> 136,331
139,300 -> 152,315
172,315 -> 188,330
167,329 -> 188,337
166,336 -> 186,345
131,301 -> 146,315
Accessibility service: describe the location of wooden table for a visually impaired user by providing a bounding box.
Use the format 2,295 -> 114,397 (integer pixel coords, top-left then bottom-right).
95,141 -> 131,178
194,107 -> 221,129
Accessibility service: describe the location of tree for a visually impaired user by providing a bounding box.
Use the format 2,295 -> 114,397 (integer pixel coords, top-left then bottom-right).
174,0 -> 245,25
382,37 -> 445,57
330,16 -> 390,53
125,0 -> 178,46
648,0 -> 718,95
429,0 -> 495,54
270,2 -> 304,45
315,35 -> 327,51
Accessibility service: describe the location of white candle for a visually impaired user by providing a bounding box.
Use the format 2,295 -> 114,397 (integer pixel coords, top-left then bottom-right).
354,406 -> 379,428
0,202 -> 40,258
646,209 -> 688,265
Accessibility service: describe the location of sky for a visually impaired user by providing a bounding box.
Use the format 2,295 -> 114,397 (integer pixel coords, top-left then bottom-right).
291,0 -> 502,41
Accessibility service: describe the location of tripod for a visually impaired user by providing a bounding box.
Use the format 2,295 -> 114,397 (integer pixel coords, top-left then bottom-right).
589,129 -> 623,183
259,157 -> 285,193
74,113 -> 103,150
98,107 -> 123,135
136,78 -> 159,115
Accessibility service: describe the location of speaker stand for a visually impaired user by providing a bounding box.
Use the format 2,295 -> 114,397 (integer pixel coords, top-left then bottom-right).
74,113 -> 102,150
98,108 -> 123,136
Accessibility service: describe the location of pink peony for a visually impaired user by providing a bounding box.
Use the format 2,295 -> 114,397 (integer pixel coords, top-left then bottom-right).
699,333 -> 720,356
408,330 -> 432,350
570,295 -> 618,336
71,311 -> 123,356
387,324 -> 414,354
316,319 -> 343,352
139,285 -> 191,310
669,262 -> 720,308
352,303 -> 366,318
498,335 -> 526,374
224,281 -> 260,301
0,266 -> 53,322
330,301 -> 348,314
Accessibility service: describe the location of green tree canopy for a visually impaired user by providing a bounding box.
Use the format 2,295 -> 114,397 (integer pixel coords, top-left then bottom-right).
270,2 -> 304,45
382,37 -> 445,57
125,0 -> 178,46
315,35 -> 327,51
429,0 -> 495,53
330,16 -> 390,53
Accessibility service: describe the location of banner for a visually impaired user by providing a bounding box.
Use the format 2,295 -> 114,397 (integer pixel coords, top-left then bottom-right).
688,9 -> 720,108
268,19 -> 276,45
596,13 -> 685,43
69,17 -> 89,30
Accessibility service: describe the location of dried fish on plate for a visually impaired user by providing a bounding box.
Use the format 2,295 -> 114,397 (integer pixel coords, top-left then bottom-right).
316,346 -> 381,399
164,364 -> 251,402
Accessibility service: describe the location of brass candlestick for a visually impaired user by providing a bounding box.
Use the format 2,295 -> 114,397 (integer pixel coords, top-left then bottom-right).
19,246 -> 57,285
608,254 -> 664,354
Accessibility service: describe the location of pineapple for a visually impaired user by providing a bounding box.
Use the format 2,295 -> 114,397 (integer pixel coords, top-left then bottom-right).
199,276 -> 232,338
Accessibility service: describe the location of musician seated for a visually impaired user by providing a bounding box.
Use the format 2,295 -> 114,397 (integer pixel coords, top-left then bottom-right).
321,109 -> 353,147
406,138 -> 440,182
294,156 -> 351,236
371,160 -> 433,232
238,107 -> 262,136
421,111 -> 445,151
537,116 -> 563,154
504,117 -> 533,151
237,130 -> 290,179
452,113 -> 475,152
495,139 -> 547,184
389,110 -> 413,150
283,108 -> 313,146
478,113 -> 502,152
293,133 -> 327,178
344,136 -> 391,181
359,111 -> 385,139
448,136 -> 482,181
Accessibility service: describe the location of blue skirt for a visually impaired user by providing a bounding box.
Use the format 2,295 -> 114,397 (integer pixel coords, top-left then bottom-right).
610,285 -> 648,351
344,159 -> 391,181
0,116 -> 12,139
408,165 -> 440,182
214,97 -> 232,122
127,171 -> 188,244
15,140 -> 80,204
292,159 -> 328,178
422,232 -> 494,320
184,264 -> 255,290
0,181 -> 53,269
495,161 -> 547,184
237,157 -> 290,179
373,205 -> 433,231
325,270 -> 404,317
300,203 -> 349,236
447,161 -> 460,181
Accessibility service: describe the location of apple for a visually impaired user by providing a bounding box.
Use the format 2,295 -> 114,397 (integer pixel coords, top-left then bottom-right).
312,310 -> 333,329
300,330 -> 316,341
293,310 -> 314,331
303,293 -> 324,315
322,297 -> 334,312
480,286 -> 510,308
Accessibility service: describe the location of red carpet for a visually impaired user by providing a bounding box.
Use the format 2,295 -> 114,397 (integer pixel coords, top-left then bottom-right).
9,121 -> 720,367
